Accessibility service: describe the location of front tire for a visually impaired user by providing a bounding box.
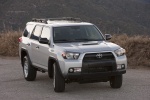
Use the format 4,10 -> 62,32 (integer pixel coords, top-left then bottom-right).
110,75 -> 122,88
53,63 -> 65,92
23,56 -> 37,81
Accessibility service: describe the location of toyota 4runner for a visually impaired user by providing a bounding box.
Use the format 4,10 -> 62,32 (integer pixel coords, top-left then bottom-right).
19,17 -> 127,92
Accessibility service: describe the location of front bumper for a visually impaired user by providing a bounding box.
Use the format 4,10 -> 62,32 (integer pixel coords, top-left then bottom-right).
67,70 -> 126,83
68,70 -> 126,79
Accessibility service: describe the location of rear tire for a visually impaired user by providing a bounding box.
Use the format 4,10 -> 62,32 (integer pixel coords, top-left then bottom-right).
110,75 -> 122,88
23,56 -> 37,81
53,63 -> 65,92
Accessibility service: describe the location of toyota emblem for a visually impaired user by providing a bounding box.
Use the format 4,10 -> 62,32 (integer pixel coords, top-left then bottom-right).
96,53 -> 103,58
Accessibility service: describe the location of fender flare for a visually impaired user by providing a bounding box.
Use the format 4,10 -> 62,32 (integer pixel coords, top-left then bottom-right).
20,48 -> 32,67
48,57 -> 64,78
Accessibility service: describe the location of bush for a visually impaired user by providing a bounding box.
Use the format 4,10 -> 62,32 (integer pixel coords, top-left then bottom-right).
111,34 -> 150,68
0,31 -> 21,56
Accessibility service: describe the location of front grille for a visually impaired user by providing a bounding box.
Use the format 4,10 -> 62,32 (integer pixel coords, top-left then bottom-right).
82,66 -> 112,73
82,52 -> 116,73
83,52 -> 115,62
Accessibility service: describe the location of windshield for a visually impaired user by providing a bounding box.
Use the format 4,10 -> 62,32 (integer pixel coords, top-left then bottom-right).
53,25 -> 104,43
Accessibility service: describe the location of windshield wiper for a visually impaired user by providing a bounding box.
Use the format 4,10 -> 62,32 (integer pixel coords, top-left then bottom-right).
75,39 -> 101,41
54,38 -> 103,43
54,39 -> 74,43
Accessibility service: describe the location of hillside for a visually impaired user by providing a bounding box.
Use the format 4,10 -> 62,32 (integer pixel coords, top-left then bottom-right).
0,0 -> 150,35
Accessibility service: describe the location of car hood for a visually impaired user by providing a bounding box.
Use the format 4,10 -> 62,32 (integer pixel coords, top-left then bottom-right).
54,41 -> 121,53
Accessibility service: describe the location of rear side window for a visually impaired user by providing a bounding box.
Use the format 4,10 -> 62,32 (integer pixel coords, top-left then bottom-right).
23,24 -> 34,37
40,27 -> 51,40
31,25 -> 43,40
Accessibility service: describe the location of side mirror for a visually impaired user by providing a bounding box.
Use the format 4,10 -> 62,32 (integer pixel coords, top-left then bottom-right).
105,34 -> 112,40
39,38 -> 49,44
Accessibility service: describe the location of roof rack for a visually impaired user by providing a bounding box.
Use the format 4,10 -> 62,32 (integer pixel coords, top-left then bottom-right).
32,18 -> 48,23
32,17 -> 82,24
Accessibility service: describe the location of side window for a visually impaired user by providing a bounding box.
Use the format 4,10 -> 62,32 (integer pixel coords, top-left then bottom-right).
40,27 -> 51,40
31,25 -> 43,40
23,24 -> 34,37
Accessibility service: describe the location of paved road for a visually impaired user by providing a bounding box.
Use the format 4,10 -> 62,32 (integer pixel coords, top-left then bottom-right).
0,57 -> 150,100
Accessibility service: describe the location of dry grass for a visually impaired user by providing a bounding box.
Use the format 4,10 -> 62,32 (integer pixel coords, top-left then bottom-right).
0,31 -> 150,68
0,31 -> 21,56
111,34 -> 150,68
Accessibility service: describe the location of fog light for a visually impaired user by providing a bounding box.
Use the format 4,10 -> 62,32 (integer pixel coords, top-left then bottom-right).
117,64 -> 125,70
68,68 -> 81,73
121,64 -> 125,69
117,65 -> 122,70
69,68 -> 74,73
74,68 -> 81,72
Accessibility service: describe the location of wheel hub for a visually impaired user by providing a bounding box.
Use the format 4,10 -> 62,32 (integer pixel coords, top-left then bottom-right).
24,60 -> 28,78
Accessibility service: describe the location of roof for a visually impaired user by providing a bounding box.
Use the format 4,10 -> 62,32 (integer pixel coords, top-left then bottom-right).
48,21 -> 93,27
27,17 -> 93,27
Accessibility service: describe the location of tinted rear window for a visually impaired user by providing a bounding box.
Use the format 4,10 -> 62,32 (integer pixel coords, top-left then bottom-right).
23,24 -> 34,37
30,25 -> 43,40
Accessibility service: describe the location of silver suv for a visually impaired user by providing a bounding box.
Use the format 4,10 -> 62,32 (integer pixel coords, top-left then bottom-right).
19,17 -> 127,92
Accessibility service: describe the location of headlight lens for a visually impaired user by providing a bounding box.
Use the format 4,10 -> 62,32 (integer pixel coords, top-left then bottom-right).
62,52 -> 80,59
114,48 -> 126,57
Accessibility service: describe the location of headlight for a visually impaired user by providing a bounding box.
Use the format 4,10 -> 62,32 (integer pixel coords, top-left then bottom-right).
114,48 -> 126,57
62,52 -> 80,60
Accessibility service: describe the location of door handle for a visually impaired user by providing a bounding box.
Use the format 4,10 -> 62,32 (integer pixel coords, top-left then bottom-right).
36,46 -> 39,49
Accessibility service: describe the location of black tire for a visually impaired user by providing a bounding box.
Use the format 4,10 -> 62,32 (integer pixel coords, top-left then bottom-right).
53,63 -> 65,92
110,75 -> 122,88
23,56 -> 37,81
48,65 -> 53,79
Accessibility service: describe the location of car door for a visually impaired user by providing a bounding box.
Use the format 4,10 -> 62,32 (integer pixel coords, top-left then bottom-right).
37,26 -> 51,69
30,25 -> 43,65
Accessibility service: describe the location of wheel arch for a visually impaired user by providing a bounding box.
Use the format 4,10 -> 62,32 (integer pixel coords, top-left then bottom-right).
20,48 -> 31,67
48,57 -> 63,78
